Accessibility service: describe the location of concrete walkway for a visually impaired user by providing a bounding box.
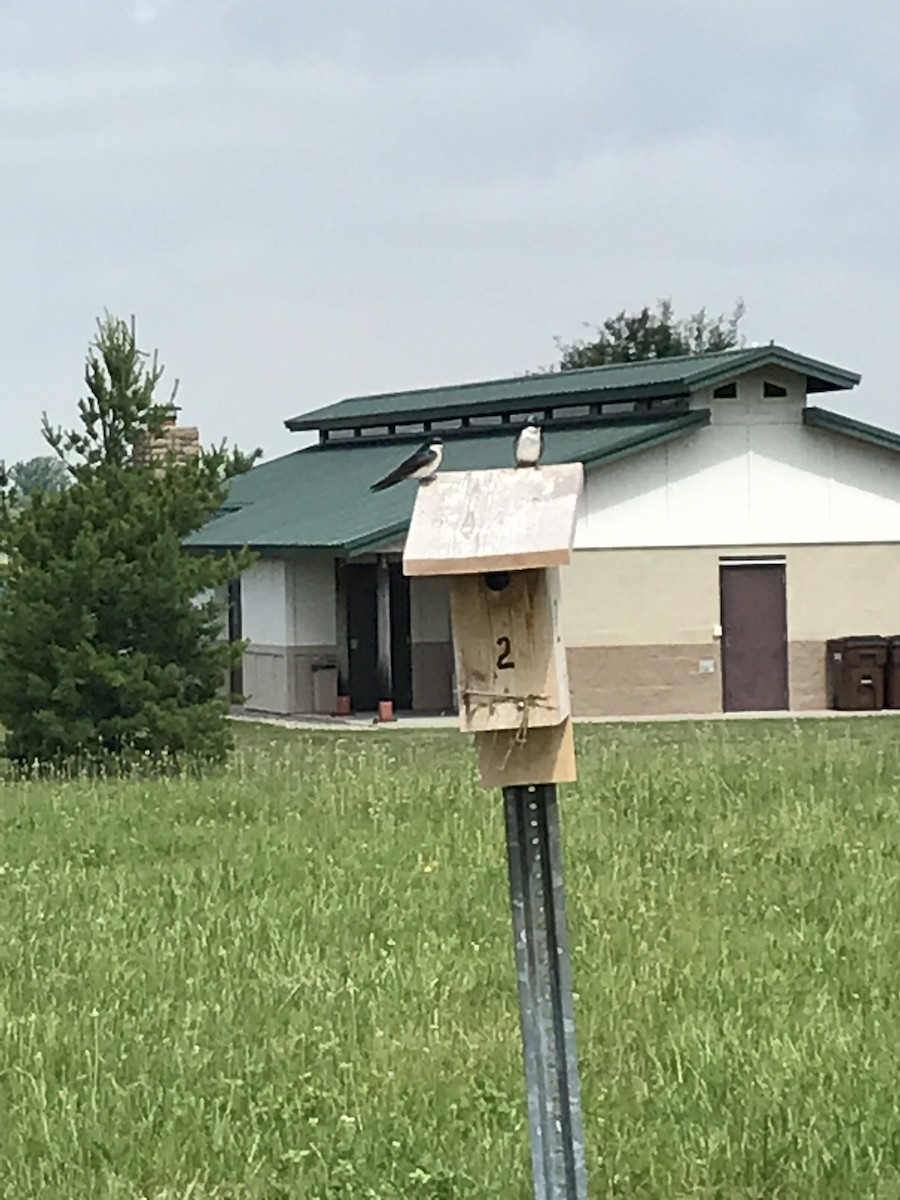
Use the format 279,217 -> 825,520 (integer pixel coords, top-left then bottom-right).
230,708 -> 900,732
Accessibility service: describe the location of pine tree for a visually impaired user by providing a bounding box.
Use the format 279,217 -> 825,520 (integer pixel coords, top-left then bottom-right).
0,314 -> 258,775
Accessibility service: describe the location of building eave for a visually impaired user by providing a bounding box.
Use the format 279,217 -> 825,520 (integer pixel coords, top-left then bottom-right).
803,406 -> 900,455
689,346 -> 861,394
285,382 -> 692,433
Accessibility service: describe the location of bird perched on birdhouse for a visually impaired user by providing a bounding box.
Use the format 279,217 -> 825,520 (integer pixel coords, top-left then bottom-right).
370,437 -> 443,493
515,416 -> 543,468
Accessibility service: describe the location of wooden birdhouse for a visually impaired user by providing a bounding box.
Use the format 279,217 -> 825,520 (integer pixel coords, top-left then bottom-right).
403,463 -> 583,788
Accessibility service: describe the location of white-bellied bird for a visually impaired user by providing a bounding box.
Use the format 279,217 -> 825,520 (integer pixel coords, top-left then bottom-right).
369,437 -> 443,492
515,416 -> 543,467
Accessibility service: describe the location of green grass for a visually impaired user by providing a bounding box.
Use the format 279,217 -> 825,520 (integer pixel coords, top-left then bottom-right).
4,718 -> 900,1197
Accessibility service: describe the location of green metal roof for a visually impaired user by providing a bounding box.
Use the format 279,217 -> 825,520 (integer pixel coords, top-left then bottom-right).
803,407 -> 900,455
188,411 -> 709,554
286,346 -> 860,433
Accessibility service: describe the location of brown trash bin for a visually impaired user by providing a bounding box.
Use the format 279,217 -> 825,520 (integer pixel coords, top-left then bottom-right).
885,637 -> 900,709
827,636 -> 887,711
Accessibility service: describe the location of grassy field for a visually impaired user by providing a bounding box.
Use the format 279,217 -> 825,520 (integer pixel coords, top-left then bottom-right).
3,718 -> 900,1197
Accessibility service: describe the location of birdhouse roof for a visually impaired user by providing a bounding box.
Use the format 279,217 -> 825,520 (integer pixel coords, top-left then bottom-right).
403,465 -> 584,576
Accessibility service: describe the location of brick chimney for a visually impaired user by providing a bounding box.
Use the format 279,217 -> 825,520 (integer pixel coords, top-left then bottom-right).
133,405 -> 201,473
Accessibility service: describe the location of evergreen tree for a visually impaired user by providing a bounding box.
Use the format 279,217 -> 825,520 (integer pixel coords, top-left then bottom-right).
555,298 -> 746,369
0,314 -> 258,775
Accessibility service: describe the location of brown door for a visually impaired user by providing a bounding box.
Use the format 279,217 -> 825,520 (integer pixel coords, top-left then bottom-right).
720,562 -> 789,712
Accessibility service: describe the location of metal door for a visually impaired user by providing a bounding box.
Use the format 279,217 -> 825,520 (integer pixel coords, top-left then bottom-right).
345,564 -> 379,711
389,563 -> 413,711
720,562 -> 789,712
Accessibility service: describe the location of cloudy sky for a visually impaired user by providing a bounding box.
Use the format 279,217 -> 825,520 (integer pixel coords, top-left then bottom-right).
1,0 -> 898,465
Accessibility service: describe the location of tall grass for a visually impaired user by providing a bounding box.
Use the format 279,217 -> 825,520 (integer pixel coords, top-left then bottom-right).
2,718 -> 900,1197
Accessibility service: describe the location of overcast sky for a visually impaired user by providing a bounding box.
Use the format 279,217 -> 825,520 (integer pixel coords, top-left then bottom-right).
1,0 -> 898,465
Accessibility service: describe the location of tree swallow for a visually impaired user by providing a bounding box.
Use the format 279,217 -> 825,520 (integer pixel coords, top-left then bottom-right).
515,416 -> 543,467
370,437 -> 443,492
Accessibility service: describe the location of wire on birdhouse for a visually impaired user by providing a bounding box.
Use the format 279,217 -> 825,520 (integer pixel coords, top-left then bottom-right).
460,689 -> 553,765
461,689 -> 551,722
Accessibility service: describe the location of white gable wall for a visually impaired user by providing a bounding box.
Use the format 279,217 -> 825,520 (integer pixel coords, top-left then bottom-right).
575,368 -> 900,549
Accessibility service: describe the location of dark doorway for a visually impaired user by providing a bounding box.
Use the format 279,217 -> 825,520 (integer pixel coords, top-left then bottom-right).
344,562 -> 412,712
346,564 -> 379,711
720,561 -> 789,712
389,563 -> 413,711
227,578 -> 243,699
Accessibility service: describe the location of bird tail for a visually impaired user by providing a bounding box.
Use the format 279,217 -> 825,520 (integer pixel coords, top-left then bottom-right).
369,473 -> 399,493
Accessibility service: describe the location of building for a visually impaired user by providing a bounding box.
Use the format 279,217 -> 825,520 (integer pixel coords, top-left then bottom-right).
188,344 -> 900,718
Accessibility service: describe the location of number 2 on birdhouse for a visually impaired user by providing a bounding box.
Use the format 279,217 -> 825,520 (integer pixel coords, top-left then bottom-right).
496,636 -> 515,671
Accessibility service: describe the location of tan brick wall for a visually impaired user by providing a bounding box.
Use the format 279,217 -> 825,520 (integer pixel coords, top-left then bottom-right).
567,643 -> 723,717
789,641 -> 828,711
566,640 -> 835,717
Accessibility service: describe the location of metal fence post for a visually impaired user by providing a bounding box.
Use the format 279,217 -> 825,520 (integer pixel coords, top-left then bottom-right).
504,783 -> 588,1199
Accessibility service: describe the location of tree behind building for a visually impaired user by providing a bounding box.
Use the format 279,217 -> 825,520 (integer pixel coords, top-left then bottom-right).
7,456 -> 70,502
555,298 -> 746,369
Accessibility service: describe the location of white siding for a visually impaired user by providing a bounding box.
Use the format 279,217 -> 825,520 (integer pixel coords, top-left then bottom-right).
242,557 -> 337,647
286,557 -> 336,646
242,560 -> 289,644
575,420 -> 900,549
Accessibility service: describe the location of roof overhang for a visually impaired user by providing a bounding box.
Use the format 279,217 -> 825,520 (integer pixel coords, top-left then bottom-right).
284,382 -> 692,433
685,345 -> 861,395
804,406 -> 900,454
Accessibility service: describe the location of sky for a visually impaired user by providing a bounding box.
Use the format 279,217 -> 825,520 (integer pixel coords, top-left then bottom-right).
1,0 -> 899,465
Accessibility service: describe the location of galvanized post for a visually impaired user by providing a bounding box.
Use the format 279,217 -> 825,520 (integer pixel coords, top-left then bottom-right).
503,783 -> 588,1199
